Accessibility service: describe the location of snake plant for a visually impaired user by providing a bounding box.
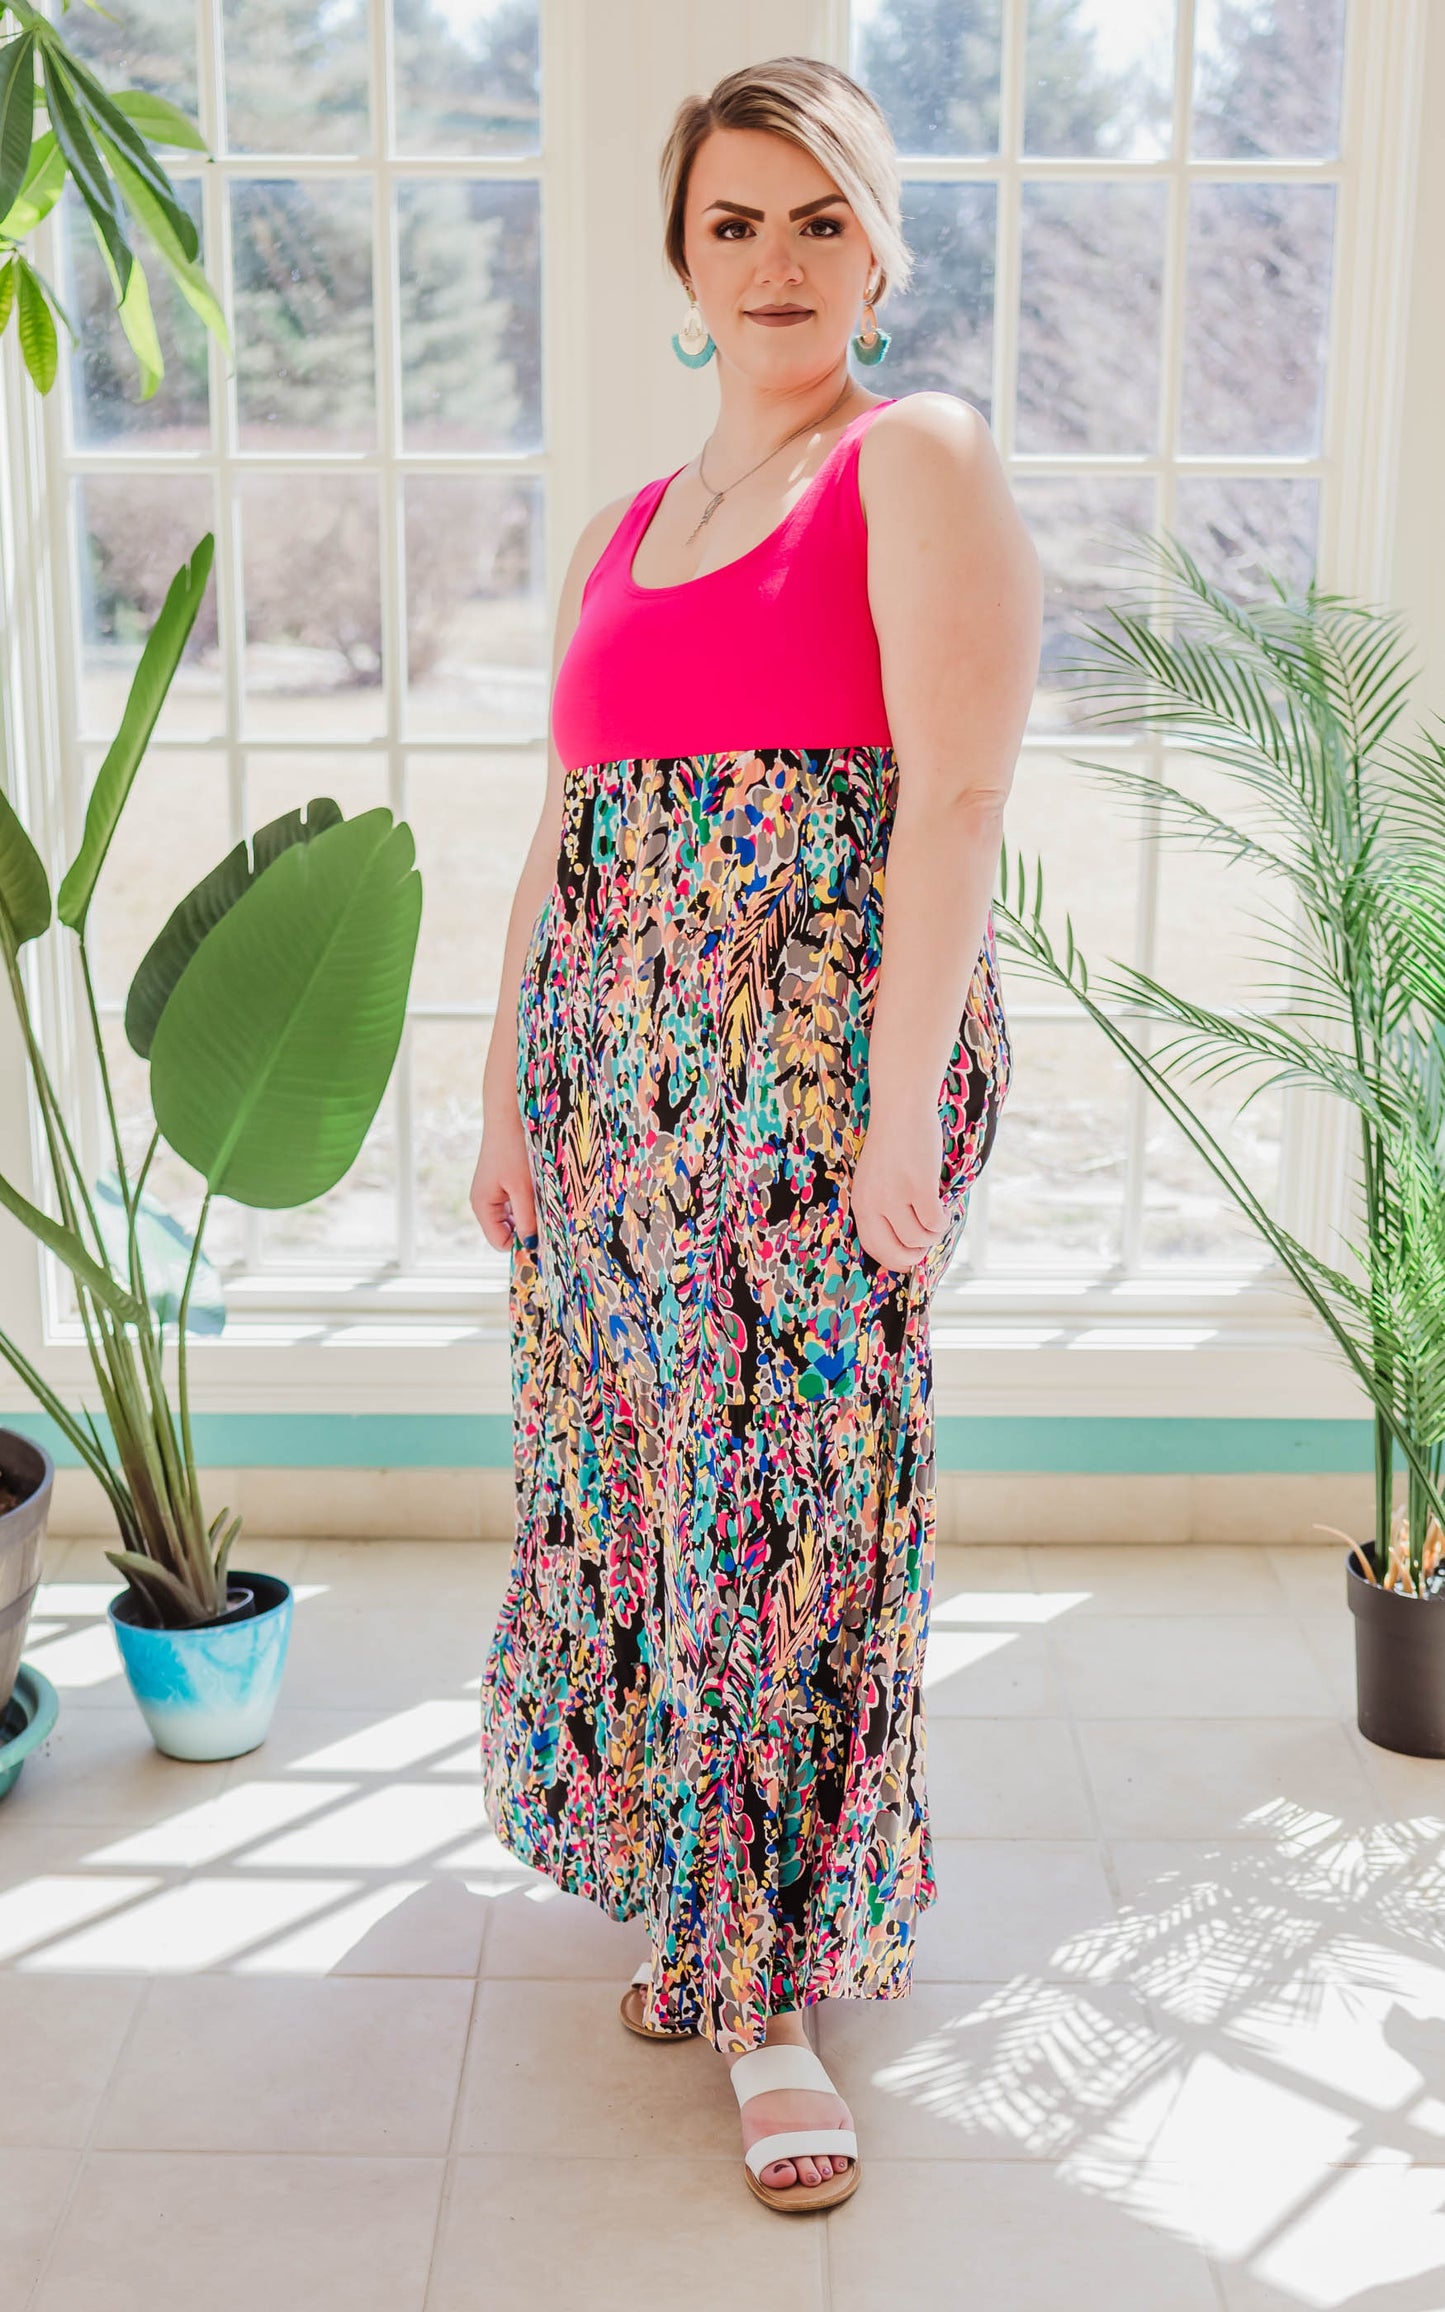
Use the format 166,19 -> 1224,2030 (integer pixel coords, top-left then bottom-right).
995,530 -> 1445,1596
0,537 -> 422,1625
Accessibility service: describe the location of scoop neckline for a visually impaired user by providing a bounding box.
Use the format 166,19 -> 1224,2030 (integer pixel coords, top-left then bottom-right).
623,396 -> 898,596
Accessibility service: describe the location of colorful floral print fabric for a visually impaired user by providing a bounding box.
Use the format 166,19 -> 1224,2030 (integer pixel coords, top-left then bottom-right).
478,744 -> 1011,2054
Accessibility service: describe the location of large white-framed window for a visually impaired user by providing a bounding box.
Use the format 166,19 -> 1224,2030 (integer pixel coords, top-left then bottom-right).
0,0 -> 1427,1419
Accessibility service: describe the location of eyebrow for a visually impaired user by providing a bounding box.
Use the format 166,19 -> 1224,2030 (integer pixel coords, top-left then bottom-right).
702,194 -> 849,222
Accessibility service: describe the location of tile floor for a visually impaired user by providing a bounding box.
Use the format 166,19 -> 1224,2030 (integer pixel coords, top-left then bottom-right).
2,1536 -> 1444,2311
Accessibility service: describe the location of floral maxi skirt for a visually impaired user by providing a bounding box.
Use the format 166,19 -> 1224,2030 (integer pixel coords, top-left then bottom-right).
478,744 -> 1011,2053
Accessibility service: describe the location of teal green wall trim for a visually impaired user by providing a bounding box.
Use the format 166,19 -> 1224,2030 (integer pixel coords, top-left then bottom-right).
1,1410 -> 1375,1474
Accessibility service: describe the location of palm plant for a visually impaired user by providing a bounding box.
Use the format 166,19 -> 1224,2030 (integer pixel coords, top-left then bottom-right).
0,537 -> 423,1625
994,531 -> 1445,1596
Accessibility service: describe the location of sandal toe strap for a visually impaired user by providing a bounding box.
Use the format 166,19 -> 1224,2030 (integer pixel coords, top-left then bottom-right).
745,2128 -> 858,2180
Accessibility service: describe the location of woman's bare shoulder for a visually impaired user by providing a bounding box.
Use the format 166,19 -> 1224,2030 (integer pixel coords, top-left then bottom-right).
860,389 -> 993,485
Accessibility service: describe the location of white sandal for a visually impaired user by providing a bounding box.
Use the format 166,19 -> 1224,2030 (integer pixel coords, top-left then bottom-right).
729,2042 -> 860,2213
618,1958 -> 696,2041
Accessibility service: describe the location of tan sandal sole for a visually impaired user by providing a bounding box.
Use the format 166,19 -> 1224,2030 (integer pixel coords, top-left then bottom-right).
617,1983 -> 697,2040
744,2158 -> 860,2214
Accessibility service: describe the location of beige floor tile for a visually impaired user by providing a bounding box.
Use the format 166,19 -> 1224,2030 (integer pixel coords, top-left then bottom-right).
917,1839 -> 1118,1982
922,1619 -> 1065,1718
0,2148 -> 82,2312
1295,1611 -> 1360,1717
1077,1718 -> 1384,1841
923,1717 -> 1098,1839
1266,1542 -> 1358,1615
0,1976 -> 144,2145
33,2153 -> 442,2312
480,1880 -> 649,1979
1,1704 -> 231,1827
815,1981 -> 1161,2164
1026,1542 -> 1291,1615
1047,1614 -> 1338,1719
214,1700 -> 478,1781
824,2158 -> 1219,2310
428,2155 -> 826,2312
930,1542 -> 1038,1593
95,1975 -> 472,2155
455,1978 -> 736,2159
280,1602 -> 492,1708
297,1537 -> 512,1599
1207,2156 -> 1445,2308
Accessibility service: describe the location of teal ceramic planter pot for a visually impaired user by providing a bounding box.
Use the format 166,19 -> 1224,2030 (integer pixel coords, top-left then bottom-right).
0,1664 -> 60,1800
109,1569 -> 293,1761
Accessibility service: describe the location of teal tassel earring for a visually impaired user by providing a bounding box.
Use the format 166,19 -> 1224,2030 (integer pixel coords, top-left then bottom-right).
672,290 -> 715,368
851,280 -> 890,366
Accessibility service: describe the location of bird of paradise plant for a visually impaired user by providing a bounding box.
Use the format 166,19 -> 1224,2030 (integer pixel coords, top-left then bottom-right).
994,531 -> 1445,1596
0,538 -> 423,1626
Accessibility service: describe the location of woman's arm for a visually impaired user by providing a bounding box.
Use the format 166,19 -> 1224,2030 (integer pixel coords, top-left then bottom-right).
469,487 -> 636,1251
853,391 -> 1042,1270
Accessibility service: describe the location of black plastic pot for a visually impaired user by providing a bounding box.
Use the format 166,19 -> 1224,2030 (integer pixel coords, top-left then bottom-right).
0,1428 -> 55,1719
1346,1543 -> 1445,1757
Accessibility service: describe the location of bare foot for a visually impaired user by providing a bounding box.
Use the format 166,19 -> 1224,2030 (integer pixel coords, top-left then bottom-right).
725,2012 -> 854,2191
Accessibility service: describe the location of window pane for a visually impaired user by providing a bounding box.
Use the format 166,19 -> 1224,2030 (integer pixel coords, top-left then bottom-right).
85,749 -> 231,1010
851,0 -> 1002,156
412,1018 -> 488,1261
1011,476 -> 1156,732
406,750 -> 545,1007
99,1019 -> 247,1273
239,474 -> 384,738
394,0 -> 541,157
1003,751 -> 1141,970
244,751 -> 390,835
223,0 -> 369,153
76,477 -> 221,741
404,477 -> 546,739
1180,184 -> 1335,455
57,0 -> 198,116
1024,0 -> 1175,160
1017,182 -> 1166,453
1138,1073 -> 1282,1267
1171,477 -> 1320,605
397,180 -> 541,451
871,183 -> 994,413
986,1019 -> 1132,1268
1192,0 -> 1346,161
1152,754 -> 1292,1011
232,180 -> 375,450
62,185 -> 210,450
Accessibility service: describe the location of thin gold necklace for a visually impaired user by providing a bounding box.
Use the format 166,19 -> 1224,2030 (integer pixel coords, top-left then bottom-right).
685,378 -> 858,546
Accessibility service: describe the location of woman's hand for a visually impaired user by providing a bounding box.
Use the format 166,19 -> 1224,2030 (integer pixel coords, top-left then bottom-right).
850,1096 -> 950,1270
469,1099 -> 538,1253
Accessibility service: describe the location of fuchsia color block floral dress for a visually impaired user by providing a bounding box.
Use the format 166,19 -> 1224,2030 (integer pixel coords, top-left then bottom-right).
478,396 -> 1011,2054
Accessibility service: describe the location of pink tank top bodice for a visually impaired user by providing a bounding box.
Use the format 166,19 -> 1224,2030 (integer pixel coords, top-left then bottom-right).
550,397 -> 898,770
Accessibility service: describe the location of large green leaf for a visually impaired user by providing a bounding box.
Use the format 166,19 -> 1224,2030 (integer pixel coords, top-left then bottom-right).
0,31 -> 36,227
0,781 -> 49,957
126,796 -> 344,1058
88,207 -> 162,397
13,257 -> 54,391
95,131 -> 228,355
93,1170 -> 226,1335
57,536 -> 215,933
149,809 -> 422,1208
38,49 -> 132,300
111,89 -> 208,153
50,39 -> 200,262
0,126 -> 64,238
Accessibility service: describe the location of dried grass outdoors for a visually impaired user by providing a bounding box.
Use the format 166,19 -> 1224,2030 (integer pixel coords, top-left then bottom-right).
996,529 -> 1445,1597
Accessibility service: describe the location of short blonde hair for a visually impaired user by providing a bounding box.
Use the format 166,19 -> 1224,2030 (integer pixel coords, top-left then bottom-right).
659,55 -> 912,306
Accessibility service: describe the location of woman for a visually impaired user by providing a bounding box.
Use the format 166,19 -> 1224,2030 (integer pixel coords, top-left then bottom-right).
469,54 -> 1041,2214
